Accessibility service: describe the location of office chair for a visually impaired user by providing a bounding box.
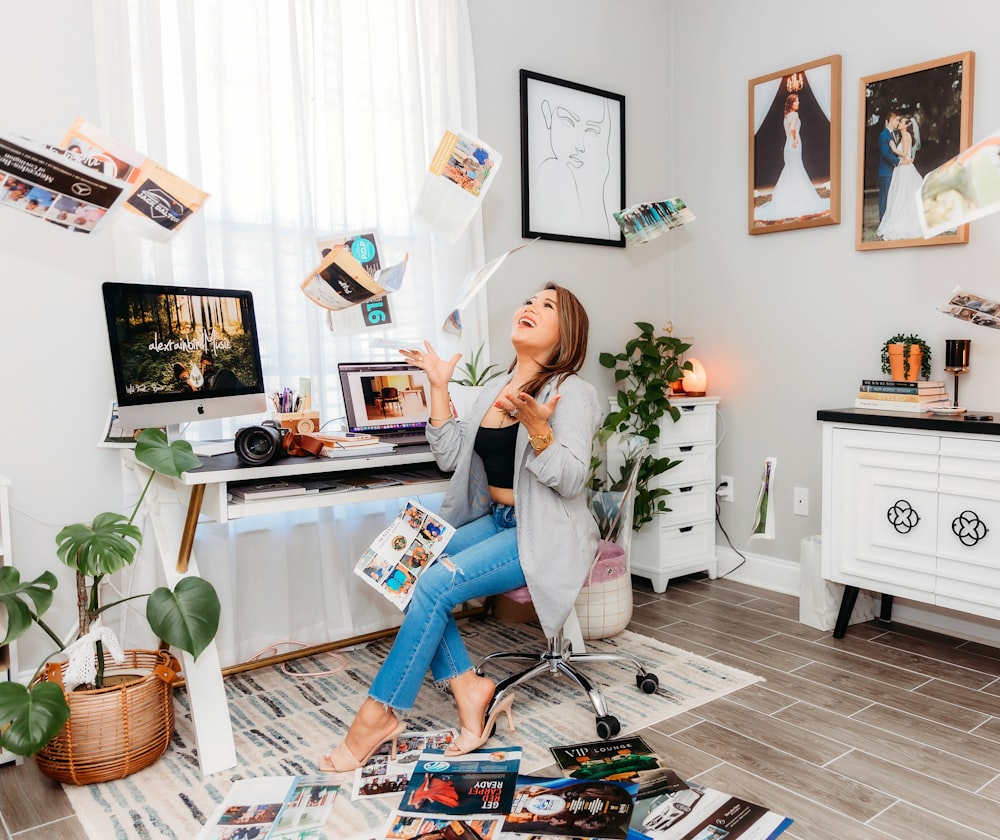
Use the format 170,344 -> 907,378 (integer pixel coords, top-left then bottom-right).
381,387 -> 402,415
476,433 -> 658,739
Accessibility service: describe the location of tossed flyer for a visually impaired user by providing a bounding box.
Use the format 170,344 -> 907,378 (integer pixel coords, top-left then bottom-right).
302,241 -> 408,315
316,230 -> 397,334
412,128 -> 502,243
354,499 -> 454,609
919,128 -> 1000,238
613,197 -> 695,247
442,240 -> 536,336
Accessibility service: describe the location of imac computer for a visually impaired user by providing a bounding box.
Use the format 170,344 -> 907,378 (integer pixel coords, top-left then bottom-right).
102,282 -> 268,450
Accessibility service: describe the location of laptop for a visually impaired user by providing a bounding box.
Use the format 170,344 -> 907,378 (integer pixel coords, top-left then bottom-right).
337,361 -> 433,446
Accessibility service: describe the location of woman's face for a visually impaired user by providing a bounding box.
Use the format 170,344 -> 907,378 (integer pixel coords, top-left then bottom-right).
511,288 -> 561,356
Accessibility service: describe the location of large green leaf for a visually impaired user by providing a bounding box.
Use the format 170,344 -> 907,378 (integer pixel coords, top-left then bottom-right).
0,681 -> 70,756
134,428 -> 202,478
55,512 -> 143,577
0,568 -> 58,645
146,577 -> 221,660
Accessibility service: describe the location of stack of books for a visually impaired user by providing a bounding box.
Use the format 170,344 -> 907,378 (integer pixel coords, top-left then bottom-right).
311,431 -> 397,457
856,379 -> 951,412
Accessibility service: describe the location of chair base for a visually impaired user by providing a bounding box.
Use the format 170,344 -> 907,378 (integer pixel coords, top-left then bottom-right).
476,629 -> 659,739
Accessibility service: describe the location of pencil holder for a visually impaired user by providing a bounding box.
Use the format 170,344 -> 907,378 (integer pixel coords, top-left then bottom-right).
271,411 -> 321,434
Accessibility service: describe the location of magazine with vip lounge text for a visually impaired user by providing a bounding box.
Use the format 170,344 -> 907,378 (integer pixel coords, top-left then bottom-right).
379,747 -> 522,840
354,499 -> 455,609
549,736 -> 689,802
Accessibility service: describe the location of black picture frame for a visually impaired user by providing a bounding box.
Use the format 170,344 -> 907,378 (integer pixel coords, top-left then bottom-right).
519,69 -> 625,247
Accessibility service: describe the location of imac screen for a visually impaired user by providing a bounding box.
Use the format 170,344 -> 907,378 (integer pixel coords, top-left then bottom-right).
102,281 -> 267,429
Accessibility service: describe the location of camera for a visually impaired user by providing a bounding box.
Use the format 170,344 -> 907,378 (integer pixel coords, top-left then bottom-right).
234,420 -> 289,466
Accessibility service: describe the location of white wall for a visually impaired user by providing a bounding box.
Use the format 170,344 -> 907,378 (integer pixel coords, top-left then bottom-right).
5,1 -> 1000,669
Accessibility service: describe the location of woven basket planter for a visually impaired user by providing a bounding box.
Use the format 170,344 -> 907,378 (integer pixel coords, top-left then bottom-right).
33,649 -> 180,785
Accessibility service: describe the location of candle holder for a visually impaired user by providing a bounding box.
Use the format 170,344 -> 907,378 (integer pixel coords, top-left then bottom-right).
944,339 -> 971,408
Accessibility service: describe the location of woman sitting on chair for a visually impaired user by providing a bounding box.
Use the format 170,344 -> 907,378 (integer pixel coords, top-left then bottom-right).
321,282 -> 601,771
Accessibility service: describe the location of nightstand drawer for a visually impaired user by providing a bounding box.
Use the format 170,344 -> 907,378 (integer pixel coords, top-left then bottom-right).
659,442 -> 715,485
660,482 -> 714,527
658,520 -> 715,564
661,401 -> 717,446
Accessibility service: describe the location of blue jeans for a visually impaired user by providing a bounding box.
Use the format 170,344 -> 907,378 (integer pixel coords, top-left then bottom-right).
368,504 -> 524,712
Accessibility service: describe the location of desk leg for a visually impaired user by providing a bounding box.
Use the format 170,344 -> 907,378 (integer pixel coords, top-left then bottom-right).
142,469 -> 237,776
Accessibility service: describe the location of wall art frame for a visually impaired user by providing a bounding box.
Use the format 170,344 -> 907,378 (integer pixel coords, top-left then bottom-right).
748,54 -> 842,235
519,69 -> 625,247
856,51 -> 974,251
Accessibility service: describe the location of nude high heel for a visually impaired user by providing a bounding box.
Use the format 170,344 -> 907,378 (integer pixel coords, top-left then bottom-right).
319,717 -> 406,773
446,692 -> 516,756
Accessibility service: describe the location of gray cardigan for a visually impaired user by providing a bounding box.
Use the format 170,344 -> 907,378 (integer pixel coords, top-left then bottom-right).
426,374 -> 601,638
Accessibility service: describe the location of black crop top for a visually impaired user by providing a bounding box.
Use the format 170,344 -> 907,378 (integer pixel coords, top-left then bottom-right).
474,424 -> 518,489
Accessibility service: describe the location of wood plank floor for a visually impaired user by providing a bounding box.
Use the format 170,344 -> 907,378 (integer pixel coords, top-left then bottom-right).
2,575 -> 999,839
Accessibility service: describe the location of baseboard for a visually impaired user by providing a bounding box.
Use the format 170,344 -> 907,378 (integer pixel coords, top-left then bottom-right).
713,544 -> 1000,647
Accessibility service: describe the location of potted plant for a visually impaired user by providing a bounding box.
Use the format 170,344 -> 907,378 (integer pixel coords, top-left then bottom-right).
598,322 -> 692,531
0,428 -> 220,782
449,342 -> 506,418
881,333 -> 932,381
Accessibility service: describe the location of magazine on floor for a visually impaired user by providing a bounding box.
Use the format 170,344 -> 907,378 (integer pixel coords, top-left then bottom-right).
549,735 -> 688,802
500,774 -> 639,839
196,775 -> 340,839
351,728 -> 459,801
631,780 -> 793,840
354,499 -> 455,609
378,747 -> 522,840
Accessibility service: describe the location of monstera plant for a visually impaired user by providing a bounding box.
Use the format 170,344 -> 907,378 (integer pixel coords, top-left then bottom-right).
0,428 -> 220,757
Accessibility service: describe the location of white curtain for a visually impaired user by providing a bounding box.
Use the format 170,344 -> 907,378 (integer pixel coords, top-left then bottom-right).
804,65 -> 832,120
92,0 -> 485,665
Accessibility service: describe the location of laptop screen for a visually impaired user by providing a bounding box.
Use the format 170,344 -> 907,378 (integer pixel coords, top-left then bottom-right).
338,361 -> 433,440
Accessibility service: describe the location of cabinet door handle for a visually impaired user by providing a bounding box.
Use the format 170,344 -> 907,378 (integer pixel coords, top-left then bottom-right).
679,525 -> 693,533
952,510 -> 989,547
886,499 -> 920,534
678,485 -> 694,493
681,405 -> 695,412
679,445 -> 694,453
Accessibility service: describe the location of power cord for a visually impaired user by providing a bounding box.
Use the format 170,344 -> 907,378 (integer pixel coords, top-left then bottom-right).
714,479 -> 747,579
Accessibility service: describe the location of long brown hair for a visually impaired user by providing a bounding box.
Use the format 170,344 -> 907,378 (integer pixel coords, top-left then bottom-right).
783,94 -> 799,115
512,282 -> 590,397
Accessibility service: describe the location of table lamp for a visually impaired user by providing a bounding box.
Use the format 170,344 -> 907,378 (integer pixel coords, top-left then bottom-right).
682,358 -> 707,397
944,339 -> 971,408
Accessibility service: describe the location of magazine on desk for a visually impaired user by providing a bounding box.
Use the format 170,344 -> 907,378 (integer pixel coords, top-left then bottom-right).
354,499 -> 455,609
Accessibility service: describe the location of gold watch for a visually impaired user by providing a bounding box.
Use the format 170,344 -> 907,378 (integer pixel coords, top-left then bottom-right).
529,429 -> 554,452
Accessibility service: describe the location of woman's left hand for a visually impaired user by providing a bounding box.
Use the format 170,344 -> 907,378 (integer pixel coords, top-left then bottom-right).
495,390 -> 561,434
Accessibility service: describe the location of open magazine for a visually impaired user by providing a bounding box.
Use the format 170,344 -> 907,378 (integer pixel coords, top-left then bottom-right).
351,729 -> 459,801
354,499 -> 455,609
196,775 -> 341,839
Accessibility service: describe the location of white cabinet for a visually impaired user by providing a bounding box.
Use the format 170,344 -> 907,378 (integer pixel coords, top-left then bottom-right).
629,397 -> 719,593
0,474 -> 19,766
821,420 -> 1000,631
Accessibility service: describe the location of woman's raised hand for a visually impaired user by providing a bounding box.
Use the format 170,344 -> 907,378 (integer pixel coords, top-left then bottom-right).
400,341 -> 461,389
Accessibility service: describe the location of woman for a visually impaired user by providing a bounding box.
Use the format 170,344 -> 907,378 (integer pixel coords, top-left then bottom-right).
755,93 -> 829,222
877,116 -> 923,241
321,283 -> 601,771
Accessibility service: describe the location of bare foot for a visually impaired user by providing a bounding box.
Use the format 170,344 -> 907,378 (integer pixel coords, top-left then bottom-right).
450,671 -> 496,735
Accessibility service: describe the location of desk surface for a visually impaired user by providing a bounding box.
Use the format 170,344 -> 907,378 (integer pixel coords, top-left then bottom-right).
181,444 -> 441,485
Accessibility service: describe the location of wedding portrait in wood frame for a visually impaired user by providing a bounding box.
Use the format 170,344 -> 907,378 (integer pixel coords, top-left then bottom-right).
519,69 -> 626,247
856,51 -> 974,251
748,54 -> 841,235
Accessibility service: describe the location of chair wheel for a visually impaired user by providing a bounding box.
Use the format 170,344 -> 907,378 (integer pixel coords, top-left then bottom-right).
596,715 -> 621,739
637,673 -> 659,694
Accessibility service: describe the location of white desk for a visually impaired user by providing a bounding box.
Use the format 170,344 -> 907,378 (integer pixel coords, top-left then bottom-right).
123,445 -> 449,776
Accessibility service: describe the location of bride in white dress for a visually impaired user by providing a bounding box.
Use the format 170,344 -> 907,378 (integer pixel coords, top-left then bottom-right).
877,116 -> 923,240
755,93 -> 830,222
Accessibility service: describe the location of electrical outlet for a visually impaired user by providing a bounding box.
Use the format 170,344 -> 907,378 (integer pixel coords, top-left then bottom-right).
794,486 -> 809,516
718,475 -> 733,503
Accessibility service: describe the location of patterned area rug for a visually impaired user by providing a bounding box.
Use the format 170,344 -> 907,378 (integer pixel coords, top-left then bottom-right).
63,618 -> 762,839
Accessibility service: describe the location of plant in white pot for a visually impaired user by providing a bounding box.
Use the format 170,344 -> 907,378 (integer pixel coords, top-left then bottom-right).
449,342 -> 506,419
0,428 -> 220,782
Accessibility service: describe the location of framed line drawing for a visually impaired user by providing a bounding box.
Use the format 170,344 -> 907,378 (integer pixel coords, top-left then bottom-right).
749,54 -> 841,235
856,51 -> 974,251
520,69 -> 625,247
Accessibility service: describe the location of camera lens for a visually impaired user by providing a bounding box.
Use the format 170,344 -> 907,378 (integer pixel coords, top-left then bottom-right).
234,424 -> 284,466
